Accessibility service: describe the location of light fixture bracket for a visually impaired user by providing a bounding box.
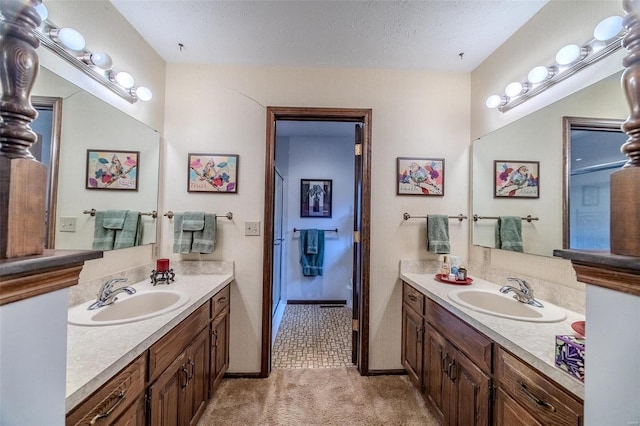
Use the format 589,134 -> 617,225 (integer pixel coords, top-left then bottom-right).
35,19 -> 137,103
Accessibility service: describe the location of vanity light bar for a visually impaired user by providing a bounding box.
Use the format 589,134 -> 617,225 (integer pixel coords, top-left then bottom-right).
487,16 -> 625,113
34,17 -> 152,104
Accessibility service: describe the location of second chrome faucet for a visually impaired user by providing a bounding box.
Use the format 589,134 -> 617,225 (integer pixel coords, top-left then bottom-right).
499,277 -> 544,308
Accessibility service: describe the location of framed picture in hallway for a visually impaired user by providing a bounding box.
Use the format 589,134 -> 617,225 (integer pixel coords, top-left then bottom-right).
300,179 -> 332,218
397,157 -> 445,196
187,153 -> 239,193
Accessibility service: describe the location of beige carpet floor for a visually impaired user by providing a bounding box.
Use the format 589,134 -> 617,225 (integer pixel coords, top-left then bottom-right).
197,367 -> 439,426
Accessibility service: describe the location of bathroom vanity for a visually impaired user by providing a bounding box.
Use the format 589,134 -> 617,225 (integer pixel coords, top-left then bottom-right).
400,270 -> 584,425
65,274 -> 232,425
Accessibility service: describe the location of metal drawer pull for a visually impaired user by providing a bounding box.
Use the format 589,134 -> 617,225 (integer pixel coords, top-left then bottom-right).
181,366 -> 189,388
518,382 -> 556,412
188,359 -> 195,380
217,297 -> 227,304
407,294 -> 419,302
441,354 -> 449,374
448,359 -> 457,381
90,391 -> 125,424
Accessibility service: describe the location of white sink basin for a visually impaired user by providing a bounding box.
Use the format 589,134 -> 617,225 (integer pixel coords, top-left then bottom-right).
447,288 -> 566,323
68,289 -> 190,326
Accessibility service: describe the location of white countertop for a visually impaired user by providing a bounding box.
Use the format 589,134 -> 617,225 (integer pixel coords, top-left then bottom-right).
400,270 -> 585,400
65,273 -> 233,412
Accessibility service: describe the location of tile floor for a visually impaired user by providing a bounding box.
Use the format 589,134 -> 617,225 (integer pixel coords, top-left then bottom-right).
272,304 -> 352,369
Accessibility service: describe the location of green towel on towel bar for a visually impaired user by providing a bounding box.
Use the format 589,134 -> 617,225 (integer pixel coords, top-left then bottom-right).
114,211 -> 141,249
92,211 -> 116,250
172,213 -> 192,254
427,214 -> 450,254
191,213 -> 217,254
299,229 -> 324,276
102,209 -> 127,229
496,216 -> 524,252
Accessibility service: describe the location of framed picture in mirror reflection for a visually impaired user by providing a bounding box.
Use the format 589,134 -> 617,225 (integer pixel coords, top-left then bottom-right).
494,160 -> 539,198
86,149 -> 139,190
397,157 -> 445,196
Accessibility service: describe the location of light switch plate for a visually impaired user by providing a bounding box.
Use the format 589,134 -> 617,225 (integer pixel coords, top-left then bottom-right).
245,221 -> 260,236
60,216 -> 77,232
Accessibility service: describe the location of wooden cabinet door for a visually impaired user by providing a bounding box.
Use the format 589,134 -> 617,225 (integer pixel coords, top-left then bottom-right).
424,325 -> 447,425
186,327 -> 210,426
149,350 -> 188,426
401,305 -> 424,389
494,388 -> 543,426
448,348 -> 490,426
210,308 -> 230,393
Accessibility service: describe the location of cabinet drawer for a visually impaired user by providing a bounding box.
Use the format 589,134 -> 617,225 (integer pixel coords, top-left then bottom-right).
212,285 -> 230,318
495,348 -> 583,426
426,299 -> 492,374
403,282 -> 425,315
67,355 -> 146,426
148,302 -> 210,382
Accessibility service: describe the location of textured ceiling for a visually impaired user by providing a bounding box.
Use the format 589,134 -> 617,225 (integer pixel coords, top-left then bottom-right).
110,0 -> 549,73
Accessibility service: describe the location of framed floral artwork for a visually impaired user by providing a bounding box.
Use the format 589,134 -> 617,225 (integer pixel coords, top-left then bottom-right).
86,149 -> 139,190
300,179 -> 332,218
187,153 -> 239,193
397,157 -> 445,196
494,160 -> 539,198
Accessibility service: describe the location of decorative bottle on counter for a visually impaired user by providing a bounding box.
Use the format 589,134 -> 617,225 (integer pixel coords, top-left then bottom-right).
440,255 -> 450,276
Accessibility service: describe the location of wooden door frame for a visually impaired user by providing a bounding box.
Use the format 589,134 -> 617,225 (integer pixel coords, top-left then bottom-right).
261,106 -> 372,377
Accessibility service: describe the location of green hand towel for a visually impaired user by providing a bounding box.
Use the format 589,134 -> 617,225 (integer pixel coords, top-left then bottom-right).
172,213 -> 192,254
102,210 -> 127,229
192,213 -> 217,254
305,229 -> 319,254
114,211 -> 141,249
496,216 -> 524,252
182,211 -> 204,231
427,215 -> 450,254
92,210 -> 115,250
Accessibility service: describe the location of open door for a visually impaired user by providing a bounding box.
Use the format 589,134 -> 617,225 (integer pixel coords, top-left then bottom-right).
352,124 -> 363,364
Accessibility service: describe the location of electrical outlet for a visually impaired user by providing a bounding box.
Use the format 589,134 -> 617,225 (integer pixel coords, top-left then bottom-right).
60,216 -> 77,232
245,221 -> 260,236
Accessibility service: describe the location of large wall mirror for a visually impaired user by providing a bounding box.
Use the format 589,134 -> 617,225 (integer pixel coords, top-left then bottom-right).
472,70 -> 627,257
31,66 -> 160,251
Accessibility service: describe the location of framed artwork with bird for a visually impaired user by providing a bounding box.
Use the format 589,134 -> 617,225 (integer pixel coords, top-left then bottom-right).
300,179 -> 332,217
187,153 -> 239,193
494,160 -> 539,198
397,157 -> 445,196
86,149 -> 139,190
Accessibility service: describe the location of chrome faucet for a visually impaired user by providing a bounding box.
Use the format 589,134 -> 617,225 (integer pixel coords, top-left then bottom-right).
88,278 -> 136,310
499,277 -> 544,308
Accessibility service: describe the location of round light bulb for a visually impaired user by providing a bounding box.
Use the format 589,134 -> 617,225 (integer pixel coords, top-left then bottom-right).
89,52 -> 113,70
594,16 -> 623,41
556,44 -> 582,65
135,86 -> 153,101
528,66 -> 550,84
35,3 -> 48,21
53,27 -> 86,51
485,95 -> 503,109
115,71 -> 135,88
504,81 -> 524,97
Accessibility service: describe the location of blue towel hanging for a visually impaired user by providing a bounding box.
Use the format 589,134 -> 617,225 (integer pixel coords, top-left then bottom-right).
299,229 -> 325,276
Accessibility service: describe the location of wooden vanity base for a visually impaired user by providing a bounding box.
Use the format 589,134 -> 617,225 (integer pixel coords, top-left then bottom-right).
610,167 -> 640,257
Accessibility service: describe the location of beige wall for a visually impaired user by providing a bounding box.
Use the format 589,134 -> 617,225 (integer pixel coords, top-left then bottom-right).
161,65 -> 470,371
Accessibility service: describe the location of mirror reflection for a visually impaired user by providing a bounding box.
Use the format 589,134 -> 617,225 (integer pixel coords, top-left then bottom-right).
472,71 -> 627,257
32,67 -> 160,251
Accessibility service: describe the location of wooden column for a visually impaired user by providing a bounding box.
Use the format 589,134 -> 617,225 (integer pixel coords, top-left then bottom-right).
0,0 -> 46,258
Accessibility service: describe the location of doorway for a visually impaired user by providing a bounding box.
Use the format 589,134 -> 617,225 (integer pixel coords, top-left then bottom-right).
262,107 -> 372,377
